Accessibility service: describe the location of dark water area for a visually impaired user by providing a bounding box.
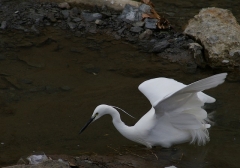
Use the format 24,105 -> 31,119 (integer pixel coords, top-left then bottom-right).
0,27 -> 239,168
0,0 -> 240,167
151,0 -> 240,31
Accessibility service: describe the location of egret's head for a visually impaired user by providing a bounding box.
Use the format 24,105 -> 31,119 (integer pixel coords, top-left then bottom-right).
91,104 -> 110,121
79,104 -> 111,134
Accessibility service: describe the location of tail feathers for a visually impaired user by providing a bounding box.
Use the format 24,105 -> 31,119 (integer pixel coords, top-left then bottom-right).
189,113 -> 214,145
190,128 -> 210,146
170,111 -> 213,146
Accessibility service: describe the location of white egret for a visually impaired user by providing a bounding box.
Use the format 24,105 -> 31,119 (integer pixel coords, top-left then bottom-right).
80,73 -> 227,148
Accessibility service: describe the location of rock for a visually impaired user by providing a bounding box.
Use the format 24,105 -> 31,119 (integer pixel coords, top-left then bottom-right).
118,4 -> 142,21
139,29 -> 152,40
13,25 -> 25,31
30,25 -> 39,34
130,26 -> 143,33
117,27 -> 126,35
78,22 -> 85,29
138,4 -> 151,13
132,21 -> 145,27
184,7 -> 240,70
95,19 -> 103,25
67,22 -> 77,29
47,12 -> 57,22
70,7 -> 80,17
114,34 -> 121,40
189,43 -> 206,68
0,21 -> 7,29
81,12 -> 102,22
86,23 -> 97,33
72,17 -> 81,22
151,40 -> 170,53
58,2 -> 70,9
144,18 -> 158,29
61,10 -> 70,19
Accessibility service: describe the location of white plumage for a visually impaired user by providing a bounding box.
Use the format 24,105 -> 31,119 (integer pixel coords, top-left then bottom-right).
80,73 -> 227,148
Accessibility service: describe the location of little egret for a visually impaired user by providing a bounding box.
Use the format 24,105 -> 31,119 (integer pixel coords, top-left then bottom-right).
80,73 -> 227,148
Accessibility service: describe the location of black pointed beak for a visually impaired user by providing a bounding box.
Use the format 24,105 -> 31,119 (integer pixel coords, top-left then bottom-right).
79,116 -> 95,134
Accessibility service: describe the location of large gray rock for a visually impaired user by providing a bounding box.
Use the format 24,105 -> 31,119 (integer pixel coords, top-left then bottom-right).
184,7 -> 240,70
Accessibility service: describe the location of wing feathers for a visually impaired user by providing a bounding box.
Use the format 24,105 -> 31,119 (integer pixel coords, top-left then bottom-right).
170,113 -> 202,130
153,73 -> 227,115
177,73 -> 227,94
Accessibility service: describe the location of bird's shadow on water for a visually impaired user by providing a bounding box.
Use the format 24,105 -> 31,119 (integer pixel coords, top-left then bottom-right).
117,144 -> 211,168
105,145 -> 185,167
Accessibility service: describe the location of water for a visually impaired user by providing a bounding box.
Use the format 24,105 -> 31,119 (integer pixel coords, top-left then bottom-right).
0,0 -> 240,167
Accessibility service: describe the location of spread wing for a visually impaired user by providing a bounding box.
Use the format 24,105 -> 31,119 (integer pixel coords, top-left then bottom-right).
138,77 -> 216,108
138,77 -> 185,106
152,73 -> 227,117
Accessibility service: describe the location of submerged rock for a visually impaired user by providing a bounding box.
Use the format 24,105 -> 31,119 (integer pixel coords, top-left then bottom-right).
184,7 -> 240,71
151,40 -> 170,53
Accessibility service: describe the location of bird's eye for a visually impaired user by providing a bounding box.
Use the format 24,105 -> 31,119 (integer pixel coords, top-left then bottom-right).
95,113 -> 99,116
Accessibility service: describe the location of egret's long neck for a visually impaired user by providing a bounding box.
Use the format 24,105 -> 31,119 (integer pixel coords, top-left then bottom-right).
107,107 -> 134,139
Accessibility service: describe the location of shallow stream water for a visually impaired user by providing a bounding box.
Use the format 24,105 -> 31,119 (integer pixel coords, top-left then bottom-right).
0,0 -> 240,167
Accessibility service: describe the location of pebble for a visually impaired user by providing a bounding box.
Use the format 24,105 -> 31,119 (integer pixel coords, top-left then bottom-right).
95,19 -> 103,25
144,18 -> 158,29
72,17 -> 82,22
139,29 -> 152,40
130,26 -> 143,33
58,2 -> 70,9
132,21 -> 145,27
0,21 -> 7,29
138,4 -> 151,13
67,22 -> 77,29
151,40 -> 170,52
61,10 -> 70,19
81,12 -> 102,22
